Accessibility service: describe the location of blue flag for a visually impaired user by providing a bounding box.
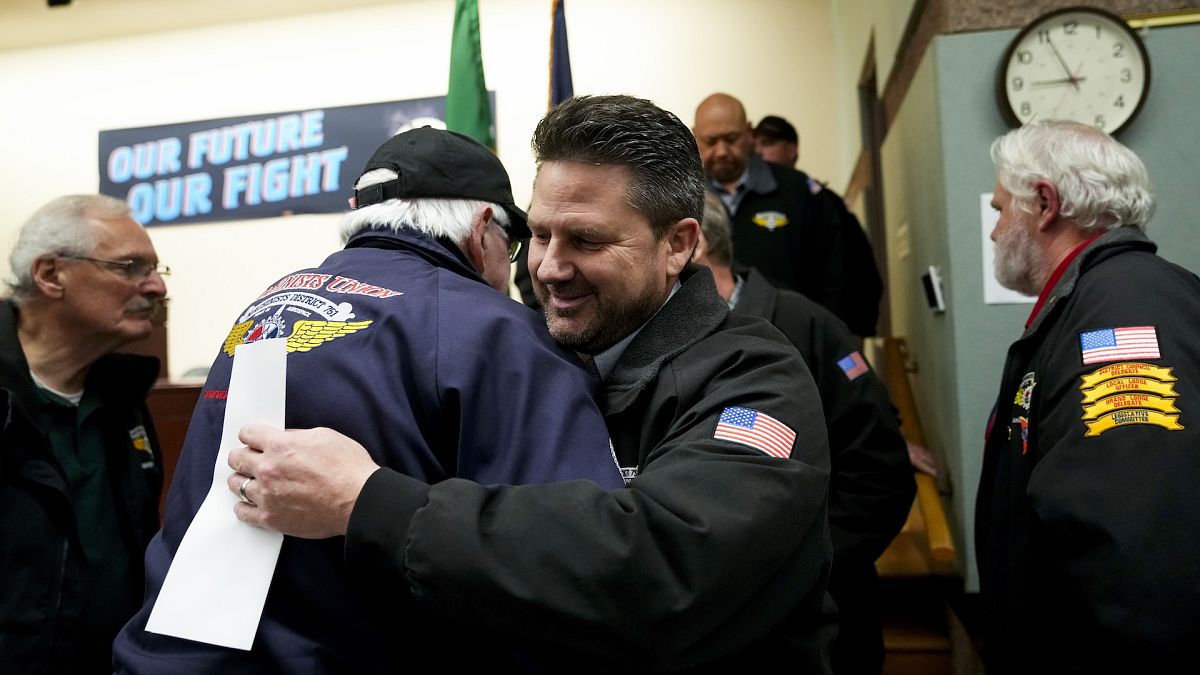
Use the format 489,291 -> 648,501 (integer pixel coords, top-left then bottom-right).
549,0 -> 574,106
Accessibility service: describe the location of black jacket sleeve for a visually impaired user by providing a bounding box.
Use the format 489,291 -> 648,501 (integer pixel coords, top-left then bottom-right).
1024,254 -> 1200,664
345,327 -> 832,671
792,298 -> 913,564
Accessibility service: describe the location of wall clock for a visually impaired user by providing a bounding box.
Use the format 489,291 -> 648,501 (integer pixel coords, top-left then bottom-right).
998,6 -> 1151,135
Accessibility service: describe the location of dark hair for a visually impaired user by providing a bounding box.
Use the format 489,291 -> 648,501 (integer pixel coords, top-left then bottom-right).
532,94 -> 706,238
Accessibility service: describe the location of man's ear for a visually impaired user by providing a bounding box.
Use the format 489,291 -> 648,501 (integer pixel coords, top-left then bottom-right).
665,217 -> 700,277
1032,180 -> 1062,232
31,256 -> 66,299
462,204 -> 495,274
691,229 -> 708,263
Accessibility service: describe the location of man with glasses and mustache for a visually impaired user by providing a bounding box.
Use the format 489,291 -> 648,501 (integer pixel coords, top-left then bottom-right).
0,194 -> 168,673
979,121 -> 1200,673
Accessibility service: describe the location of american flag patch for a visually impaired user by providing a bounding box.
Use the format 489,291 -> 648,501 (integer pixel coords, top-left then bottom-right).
837,351 -> 869,381
714,406 -> 796,459
1079,326 -> 1160,365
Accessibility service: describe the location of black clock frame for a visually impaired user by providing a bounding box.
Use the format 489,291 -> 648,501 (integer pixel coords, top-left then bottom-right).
995,5 -> 1152,136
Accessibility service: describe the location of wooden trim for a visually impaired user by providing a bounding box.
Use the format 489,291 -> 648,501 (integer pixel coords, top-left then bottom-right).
844,0 -> 945,200
873,337 -> 958,576
1128,8 -> 1200,27
845,151 -> 871,207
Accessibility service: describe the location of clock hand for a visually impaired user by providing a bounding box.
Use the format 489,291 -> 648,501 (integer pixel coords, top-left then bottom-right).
1044,35 -> 1081,90
1031,76 -> 1089,87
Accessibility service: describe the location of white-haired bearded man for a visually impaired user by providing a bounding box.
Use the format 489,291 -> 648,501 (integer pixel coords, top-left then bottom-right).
978,120 -> 1200,673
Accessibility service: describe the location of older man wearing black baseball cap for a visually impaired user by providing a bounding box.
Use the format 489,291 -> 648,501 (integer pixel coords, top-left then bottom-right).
113,126 -> 624,673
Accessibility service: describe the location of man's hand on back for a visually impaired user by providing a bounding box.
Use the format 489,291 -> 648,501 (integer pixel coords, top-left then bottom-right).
228,424 -> 380,539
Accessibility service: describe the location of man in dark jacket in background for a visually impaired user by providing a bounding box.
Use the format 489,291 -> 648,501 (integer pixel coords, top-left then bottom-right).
978,120 -> 1200,673
693,93 -> 883,338
1,194 -> 166,674
694,191 -> 914,674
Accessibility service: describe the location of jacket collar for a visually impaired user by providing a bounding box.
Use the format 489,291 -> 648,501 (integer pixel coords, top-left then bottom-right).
0,301 -> 38,410
1023,226 -> 1155,337
344,226 -> 487,287
601,264 -> 729,414
0,300 -> 159,418
730,264 -> 778,318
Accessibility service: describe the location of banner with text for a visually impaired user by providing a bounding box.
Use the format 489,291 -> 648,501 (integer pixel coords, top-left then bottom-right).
98,96 -> 461,227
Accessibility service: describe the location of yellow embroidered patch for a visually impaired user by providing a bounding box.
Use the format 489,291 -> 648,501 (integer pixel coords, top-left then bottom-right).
1079,361 -> 1175,389
1079,361 -> 1183,436
1080,376 -> 1178,404
1081,393 -> 1180,420
1084,410 -> 1184,437
750,211 -> 789,231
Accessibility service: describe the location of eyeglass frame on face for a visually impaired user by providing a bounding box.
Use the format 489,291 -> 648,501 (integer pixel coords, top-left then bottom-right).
489,222 -> 523,263
58,254 -> 171,280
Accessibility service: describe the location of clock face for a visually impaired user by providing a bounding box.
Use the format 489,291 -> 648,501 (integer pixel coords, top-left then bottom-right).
1000,8 -> 1150,135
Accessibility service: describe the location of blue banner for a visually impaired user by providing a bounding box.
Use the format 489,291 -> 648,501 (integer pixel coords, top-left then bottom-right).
98,97 -> 451,227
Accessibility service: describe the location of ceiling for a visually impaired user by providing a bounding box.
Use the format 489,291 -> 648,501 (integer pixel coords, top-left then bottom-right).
0,0 -> 399,52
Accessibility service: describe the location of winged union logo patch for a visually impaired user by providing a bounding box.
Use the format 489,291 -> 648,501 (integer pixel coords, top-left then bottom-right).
223,318 -> 372,356
223,288 -> 373,357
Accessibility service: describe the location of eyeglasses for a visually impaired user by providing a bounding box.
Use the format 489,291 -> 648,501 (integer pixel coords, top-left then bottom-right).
60,255 -> 171,280
490,223 -> 522,263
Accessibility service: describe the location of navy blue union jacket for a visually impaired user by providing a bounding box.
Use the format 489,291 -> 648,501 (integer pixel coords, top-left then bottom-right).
114,227 -> 623,673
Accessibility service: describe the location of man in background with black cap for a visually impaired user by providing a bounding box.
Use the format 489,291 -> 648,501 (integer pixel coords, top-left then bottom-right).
753,115 -> 800,168
693,93 -> 883,338
112,127 -> 624,673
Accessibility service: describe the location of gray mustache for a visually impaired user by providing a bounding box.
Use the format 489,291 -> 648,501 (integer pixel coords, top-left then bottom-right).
126,297 -> 159,313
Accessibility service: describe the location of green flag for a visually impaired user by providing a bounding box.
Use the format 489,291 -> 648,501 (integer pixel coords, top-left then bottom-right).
446,0 -> 494,148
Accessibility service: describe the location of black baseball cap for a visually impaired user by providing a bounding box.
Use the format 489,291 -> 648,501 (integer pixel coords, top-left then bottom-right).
354,126 -> 529,239
753,115 -> 798,144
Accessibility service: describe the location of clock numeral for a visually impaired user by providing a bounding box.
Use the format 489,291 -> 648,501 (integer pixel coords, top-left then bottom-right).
1011,77 -> 1024,92
1037,29 -> 1050,43
1094,114 -> 1106,128
1114,95 -> 1126,108
1113,42 -> 1125,58
1020,102 -> 1032,117
1062,20 -> 1078,36
1017,49 -> 1033,64
1120,68 -> 1132,83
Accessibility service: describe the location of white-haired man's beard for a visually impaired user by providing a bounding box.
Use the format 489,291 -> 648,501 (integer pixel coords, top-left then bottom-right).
993,218 -> 1048,297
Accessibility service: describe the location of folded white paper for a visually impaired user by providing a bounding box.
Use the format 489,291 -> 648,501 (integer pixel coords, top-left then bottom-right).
146,338 -> 287,650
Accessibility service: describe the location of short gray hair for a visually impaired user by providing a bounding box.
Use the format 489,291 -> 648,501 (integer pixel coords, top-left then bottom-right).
991,120 -> 1155,232
7,194 -> 131,305
699,191 -> 734,266
340,168 -> 510,245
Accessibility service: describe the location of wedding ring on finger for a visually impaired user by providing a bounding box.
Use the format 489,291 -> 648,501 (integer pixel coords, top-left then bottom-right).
239,476 -> 257,506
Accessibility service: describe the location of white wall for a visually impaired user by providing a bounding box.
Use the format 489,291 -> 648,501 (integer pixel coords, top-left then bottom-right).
830,0 -> 918,189
0,0 -> 837,379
